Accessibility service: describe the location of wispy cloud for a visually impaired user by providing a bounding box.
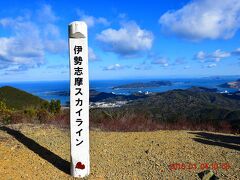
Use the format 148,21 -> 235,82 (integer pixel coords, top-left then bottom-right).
77,10 -> 110,28
96,21 -> 153,58
232,48 -> 240,56
36,4 -> 58,23
151,57 -> 169,67
212,49 -> 231,62
172,57 -> 187,65
206,63 -> 217,68
103,64 -> 130,71
47,64 -> 68,69
88,47 -> 99,61
195,51 -> 207,62
195,49 -> 230,62
159,0 -> 240,40
184,65 -> 190,69
134,61 -> 152,70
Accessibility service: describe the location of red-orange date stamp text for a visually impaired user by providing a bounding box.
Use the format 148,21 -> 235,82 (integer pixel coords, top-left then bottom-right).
168,162 -> 231,171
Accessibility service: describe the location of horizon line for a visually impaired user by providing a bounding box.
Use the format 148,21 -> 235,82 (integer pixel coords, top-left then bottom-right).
0,74 -> 240,83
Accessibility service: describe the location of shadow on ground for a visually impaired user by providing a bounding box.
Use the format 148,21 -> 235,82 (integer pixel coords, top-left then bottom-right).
189,132 -> 240,151
0,126 -> 70,175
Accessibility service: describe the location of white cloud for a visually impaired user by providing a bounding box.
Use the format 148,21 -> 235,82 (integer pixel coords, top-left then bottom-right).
195,51 -> 206,61
232,48 -> 240,55
195,49 -> 230,62
37,4 -> 58,23
159,0 -> 240,40
77,11 -> 110,27
44,39 -> 67,53
212,49 -> 231,62
43,24 -> 60,37
0,19 -> 44,70
88,47 -> 98,61
207,63 -> 217,68
0,4 -> 67,71
151,57 -> 169,67
47,64 -> 68,69
173,57 -> 186,65
96,21 -> 153,57
134,61 -> 151,70
103,64 -> 130,71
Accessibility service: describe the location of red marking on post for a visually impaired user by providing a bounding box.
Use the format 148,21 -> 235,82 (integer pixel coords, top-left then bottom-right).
76,162 -> 85,169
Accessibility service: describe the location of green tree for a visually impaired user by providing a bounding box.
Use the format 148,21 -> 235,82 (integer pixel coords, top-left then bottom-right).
49,100 -> 61,114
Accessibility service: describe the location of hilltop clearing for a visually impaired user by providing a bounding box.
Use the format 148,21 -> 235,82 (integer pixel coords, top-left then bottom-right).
0,124 -> 239,179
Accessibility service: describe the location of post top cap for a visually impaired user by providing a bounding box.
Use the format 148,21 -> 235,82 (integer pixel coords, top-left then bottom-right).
68,21 -> 87,38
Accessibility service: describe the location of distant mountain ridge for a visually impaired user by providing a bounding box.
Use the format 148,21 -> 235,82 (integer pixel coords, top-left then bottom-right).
112,81 -> 172,89
90,89 -> 147,102
126,88 -> 240,131
0,86 -> 46,110
89,86 -> 240,132
187,86 -> 218,93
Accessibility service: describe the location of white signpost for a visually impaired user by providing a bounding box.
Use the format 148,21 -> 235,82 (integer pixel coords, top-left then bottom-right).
68,21 -> 90,178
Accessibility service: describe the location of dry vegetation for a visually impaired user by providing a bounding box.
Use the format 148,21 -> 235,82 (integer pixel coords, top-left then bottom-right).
89,108 -> 235,134
0,105 -> 235,134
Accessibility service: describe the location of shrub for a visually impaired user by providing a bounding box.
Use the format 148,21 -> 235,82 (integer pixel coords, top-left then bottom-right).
90,108 -> 160,132
24,108 -> 37,118
0,101 -> 7,111
40,99 -> 61,114
2,115 -> 12,124
37,109 -> 53,123
41,101 -> 50,110
49,100 -> 61,114
88,107 -> 237,133
48,109 -> 70,127
0,100 -> 12,124
9,111 -> 26,124
219,121 -> 232,133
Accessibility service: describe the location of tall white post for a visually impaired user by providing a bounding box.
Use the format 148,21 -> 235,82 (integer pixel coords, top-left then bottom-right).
68,21 -> 90,178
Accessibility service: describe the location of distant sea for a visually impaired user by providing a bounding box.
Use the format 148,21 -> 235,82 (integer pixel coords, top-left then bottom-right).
0,77 -> 239,105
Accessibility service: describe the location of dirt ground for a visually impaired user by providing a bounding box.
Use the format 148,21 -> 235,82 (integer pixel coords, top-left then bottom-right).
0,124 -> 239,179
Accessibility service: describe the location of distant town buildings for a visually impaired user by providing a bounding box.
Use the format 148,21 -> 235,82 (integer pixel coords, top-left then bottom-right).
90,101 -> 128,108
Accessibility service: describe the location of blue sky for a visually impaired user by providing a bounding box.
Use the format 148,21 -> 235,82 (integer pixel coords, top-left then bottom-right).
0,0 -> 240,81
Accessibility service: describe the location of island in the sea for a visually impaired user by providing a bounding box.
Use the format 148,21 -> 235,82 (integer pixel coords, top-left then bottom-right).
112,81 -> 172,89
219,79 -> 240,89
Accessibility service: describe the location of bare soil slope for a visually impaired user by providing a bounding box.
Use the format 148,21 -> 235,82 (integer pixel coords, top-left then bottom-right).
0,124 -> 239,179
